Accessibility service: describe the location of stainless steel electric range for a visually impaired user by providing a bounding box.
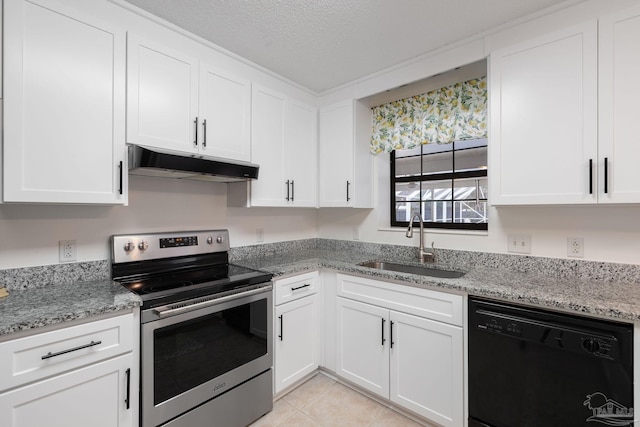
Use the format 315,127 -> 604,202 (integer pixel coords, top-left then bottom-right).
111,230 -> 273,427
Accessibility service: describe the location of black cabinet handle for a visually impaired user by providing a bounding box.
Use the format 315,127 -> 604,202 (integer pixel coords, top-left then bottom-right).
390,320 -> 395,349
125,368 -> 131,410
118,161 -> 123,195
202,119 -> 207,148
589,159 -> 593,194
193,117 -> 198,147
291,180 -> 295,202
604,157 -> 608,194
41,340 -> 102,360
291,283 -> 310,291
278,315 -> 283,341
346,181 -> 351,202
381,318 -> 386,346
286,180 -> 290,201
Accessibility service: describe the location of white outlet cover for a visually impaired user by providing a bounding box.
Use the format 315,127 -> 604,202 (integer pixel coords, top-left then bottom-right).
58,240 -> 77,262
567,237 -> 584,258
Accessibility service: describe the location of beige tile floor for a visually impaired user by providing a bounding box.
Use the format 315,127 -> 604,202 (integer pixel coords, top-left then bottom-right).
250,373 -> 435,427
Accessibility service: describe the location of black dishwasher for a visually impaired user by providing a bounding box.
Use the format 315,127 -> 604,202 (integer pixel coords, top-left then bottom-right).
469,297 -> 634,427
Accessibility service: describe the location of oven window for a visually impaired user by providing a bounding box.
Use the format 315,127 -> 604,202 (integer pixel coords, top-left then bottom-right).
153,299 -> 268,404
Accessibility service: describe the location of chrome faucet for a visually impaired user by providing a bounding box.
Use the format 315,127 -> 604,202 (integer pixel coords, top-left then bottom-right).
406,214 -> 435,263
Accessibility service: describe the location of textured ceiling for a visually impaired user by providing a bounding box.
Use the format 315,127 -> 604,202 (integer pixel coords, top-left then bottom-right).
123,0 -> 573,93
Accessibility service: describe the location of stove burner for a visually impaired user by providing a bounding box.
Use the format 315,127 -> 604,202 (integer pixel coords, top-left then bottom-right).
143,281 -> 193,294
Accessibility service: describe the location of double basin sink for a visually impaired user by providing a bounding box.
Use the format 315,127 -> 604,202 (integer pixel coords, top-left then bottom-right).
358,260 -> 466,279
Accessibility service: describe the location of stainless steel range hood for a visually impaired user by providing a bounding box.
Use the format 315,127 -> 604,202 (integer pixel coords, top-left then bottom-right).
128,145 -> 259,182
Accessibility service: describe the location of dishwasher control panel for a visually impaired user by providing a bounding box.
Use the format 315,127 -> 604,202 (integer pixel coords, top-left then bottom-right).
473,306 -> 621,360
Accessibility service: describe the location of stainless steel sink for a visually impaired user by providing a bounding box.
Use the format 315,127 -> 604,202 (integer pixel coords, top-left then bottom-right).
358,260 -> 466,279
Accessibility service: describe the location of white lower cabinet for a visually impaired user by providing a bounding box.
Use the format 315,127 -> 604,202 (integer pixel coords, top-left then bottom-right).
0,354 -> 133,427
0,313 -> 136,427
390,311 -> 463,427
337,297 -> 389,397
274,272 -> 320,394
336,274 -> 464,427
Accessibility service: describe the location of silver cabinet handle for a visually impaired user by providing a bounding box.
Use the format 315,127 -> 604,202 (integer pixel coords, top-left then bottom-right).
42,340 -> 102,360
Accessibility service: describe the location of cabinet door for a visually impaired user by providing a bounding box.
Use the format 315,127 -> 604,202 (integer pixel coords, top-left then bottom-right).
336,297 -> 389,399
127,36 -> 199,154
3,0 -> 127,204
489,21 -> 598,205
390,311 -> 463,427
0,354 -> 133,427
599,6 -> 640,203
199,64 -> 251,162
250,85 -> 287,206
285,99 -> 317,207
274,294 -> 319,393
319,101 -> 354,207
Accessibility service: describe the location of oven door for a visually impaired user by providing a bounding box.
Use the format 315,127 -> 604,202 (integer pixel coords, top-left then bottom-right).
141,285 -> 273,427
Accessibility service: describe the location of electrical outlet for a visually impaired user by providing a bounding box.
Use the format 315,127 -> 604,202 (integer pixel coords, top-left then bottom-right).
256,229 -> 264,243
567,237 -> 584,258
59,240 -> 77,262
353,227 -> 359,241
507,234 -> 531,254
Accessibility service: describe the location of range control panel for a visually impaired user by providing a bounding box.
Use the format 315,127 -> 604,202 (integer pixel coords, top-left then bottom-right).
112,230 -> 229,263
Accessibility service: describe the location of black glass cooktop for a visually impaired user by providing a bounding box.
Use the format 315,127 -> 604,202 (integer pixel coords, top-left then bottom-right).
117,263 -> 272,309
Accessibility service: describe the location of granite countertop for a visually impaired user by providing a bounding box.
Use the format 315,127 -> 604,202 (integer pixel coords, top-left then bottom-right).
3,243 -> 639,338
0,279 -> 140,336
234,248 -> 640,322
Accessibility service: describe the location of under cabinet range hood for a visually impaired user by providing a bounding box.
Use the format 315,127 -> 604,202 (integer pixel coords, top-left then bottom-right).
128,145 -> 259,182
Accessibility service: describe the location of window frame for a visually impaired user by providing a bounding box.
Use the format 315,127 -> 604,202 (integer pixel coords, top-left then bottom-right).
390,142 -> 488,231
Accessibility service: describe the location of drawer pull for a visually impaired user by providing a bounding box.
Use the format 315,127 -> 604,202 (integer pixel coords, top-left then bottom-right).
291,284 -> 311,292
41,340 -> 102,360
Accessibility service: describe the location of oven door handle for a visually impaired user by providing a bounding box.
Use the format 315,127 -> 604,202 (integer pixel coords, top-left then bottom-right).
152,285 -> 271,318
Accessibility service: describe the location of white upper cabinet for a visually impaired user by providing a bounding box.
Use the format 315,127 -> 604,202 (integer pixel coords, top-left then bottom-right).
127,36 -> 199,155
247,85 -> 317,207
489,21 -> 598,205
199,64 -> 251,162
3,0 -> 127,204
318,100 -> 373,208
127,37 -> 251,163
284,99 -> 318,207
491,7 -> 640,206
250,85 -> 286,206
598,5 -> 640,203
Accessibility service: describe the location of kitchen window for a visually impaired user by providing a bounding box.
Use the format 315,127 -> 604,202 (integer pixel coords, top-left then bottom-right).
391,138 -> 488,230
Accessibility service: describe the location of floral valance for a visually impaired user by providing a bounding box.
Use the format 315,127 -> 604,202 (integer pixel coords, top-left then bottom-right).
370,76 -> 487,154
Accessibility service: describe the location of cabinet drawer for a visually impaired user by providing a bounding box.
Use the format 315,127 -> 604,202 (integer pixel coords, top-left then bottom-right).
336,274 -> 463,326
274,271 -> 318,305
0,314 -> 134,391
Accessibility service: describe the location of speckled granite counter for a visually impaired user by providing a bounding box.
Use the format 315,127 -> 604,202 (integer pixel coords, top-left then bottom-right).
233,247 -> 640,322
0,279 -> 140,336
3,238 -> 640,339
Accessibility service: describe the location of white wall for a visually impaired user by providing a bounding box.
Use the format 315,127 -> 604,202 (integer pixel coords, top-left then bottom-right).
0,176 -> 318,269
